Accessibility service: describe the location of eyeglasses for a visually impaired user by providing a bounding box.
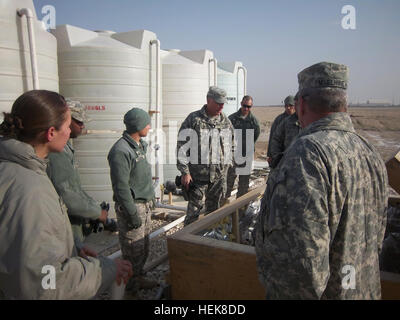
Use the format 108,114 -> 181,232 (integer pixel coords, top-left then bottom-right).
242,104 -> 252,109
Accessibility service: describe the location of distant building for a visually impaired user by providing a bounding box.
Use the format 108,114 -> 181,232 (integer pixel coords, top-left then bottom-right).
349,99 -> 393,107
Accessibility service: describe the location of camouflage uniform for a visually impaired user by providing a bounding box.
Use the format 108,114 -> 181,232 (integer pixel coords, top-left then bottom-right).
380,205 -> 400,273
226,109 -> 260,199
108,109 -> 155,292
177,105 -> 234,225
268,113 -> 301,168
267,112 -> 289,159
115,202 -> 152,291
255,62 -> 388,299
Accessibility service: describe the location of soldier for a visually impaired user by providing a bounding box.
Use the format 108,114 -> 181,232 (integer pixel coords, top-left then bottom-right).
266,95 -> 295,166
47,100 -> 117,245
0,90 -> 132,299
268,95 -> 301,168
255,62 -> 388,299
379,204 -> 400,273
225,95 -> 260,201
177,86 -> 234,226
107,108 -> 158,296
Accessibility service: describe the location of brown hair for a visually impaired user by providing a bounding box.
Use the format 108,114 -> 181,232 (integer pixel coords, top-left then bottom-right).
242,95 -> 253,103
0,90 -> 68,142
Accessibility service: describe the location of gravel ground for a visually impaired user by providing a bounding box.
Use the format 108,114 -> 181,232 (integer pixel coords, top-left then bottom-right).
97,216 -> 185,300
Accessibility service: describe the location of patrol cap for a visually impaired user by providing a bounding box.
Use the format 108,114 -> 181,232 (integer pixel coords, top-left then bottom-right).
66,99 -> 89,123
207,86 -> 227,104
298,61 -> 349,92
123,108 -> 151,133
284,95 -> 295,106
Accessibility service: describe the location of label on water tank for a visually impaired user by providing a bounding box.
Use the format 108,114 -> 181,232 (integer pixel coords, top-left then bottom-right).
86,105 -> 106,111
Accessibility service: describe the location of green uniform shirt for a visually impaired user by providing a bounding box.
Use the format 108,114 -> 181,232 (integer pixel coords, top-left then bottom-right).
47,141 -> 99,221
228,109 -> 260,157
107,131 -> 155,218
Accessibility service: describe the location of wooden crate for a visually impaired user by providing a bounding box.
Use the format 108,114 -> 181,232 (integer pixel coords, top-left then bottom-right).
167,186 -> 400,299
386,150 -> 400,195
167,186 -> 266,300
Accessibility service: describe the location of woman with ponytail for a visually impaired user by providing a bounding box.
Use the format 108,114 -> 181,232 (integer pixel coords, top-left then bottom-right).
0,90 -> 131,299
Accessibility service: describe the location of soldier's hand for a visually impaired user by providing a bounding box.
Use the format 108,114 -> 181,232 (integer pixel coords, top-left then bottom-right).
266,157 -> 272,165
127,213 -> 142,230
114,258 -> 133,285
181,174 -> 193,190
99,209 -> 108,223
79,246 -> 98,259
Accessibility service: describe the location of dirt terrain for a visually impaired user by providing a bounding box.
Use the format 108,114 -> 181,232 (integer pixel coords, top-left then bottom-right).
252,106 -> 400,162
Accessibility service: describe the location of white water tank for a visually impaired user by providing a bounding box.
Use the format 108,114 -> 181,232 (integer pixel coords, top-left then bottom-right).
161,49 -> 216,182
217,61 -> 246,116
52,25 -> 160,214
0,0 -> 58,120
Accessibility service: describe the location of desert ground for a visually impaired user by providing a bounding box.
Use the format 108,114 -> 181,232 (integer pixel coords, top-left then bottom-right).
252,106 -> 400,163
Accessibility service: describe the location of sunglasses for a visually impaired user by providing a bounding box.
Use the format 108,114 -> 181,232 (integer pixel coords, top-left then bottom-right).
242,104 -> 252,109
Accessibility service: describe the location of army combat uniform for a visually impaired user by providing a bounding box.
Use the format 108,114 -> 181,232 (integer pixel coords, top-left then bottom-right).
267,112 -> 289,160
108,130 -> 155,292
47,141 -> 100,243
268,113 -> 301,168
177,105 -> 234,225
226,109 -> 260,199
255,62 -> 388,299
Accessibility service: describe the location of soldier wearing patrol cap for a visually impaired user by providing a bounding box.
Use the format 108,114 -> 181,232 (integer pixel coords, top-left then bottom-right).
177,86 -> 234,226
255,62 -> 388,299
47,99 -> 117,246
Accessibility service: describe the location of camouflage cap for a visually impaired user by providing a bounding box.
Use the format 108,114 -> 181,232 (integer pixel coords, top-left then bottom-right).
284,95 -> 295,106
207,86 -> 227,104
298,62 -> 349,91
66,99 -> 89,123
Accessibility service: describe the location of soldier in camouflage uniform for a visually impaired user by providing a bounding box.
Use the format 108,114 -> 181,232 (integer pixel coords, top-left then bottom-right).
107,108 -> 157,295
380,204 -> 400,273
47,100 -> 110,244
225,95 -> 260,200
177,86 -> 234,226
266,95 -> 295,166
255,62 -> 388,299
268,96 -> 301,168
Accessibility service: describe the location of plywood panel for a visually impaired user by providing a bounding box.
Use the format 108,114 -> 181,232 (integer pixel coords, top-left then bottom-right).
168,236 -> 265,300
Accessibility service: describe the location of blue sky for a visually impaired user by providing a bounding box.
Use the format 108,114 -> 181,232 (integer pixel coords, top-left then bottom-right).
33,0 -> 400,106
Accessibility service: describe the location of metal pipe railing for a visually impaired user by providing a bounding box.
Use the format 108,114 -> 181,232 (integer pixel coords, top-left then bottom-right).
236,66 -> 247,110
17,8 -> 39,90
209,58 -> 217,87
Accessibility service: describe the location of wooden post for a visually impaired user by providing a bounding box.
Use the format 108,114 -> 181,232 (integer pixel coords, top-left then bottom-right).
232,209 -> 240,243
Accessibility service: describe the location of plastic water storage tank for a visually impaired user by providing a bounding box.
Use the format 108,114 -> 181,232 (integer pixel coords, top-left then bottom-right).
0,0 -> 58,120
52,25 -> 161,215
217,61 -> 247,116
161,49 -> 217,182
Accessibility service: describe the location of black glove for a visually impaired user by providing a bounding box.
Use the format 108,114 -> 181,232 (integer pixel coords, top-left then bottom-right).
127,212 -> 142,230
